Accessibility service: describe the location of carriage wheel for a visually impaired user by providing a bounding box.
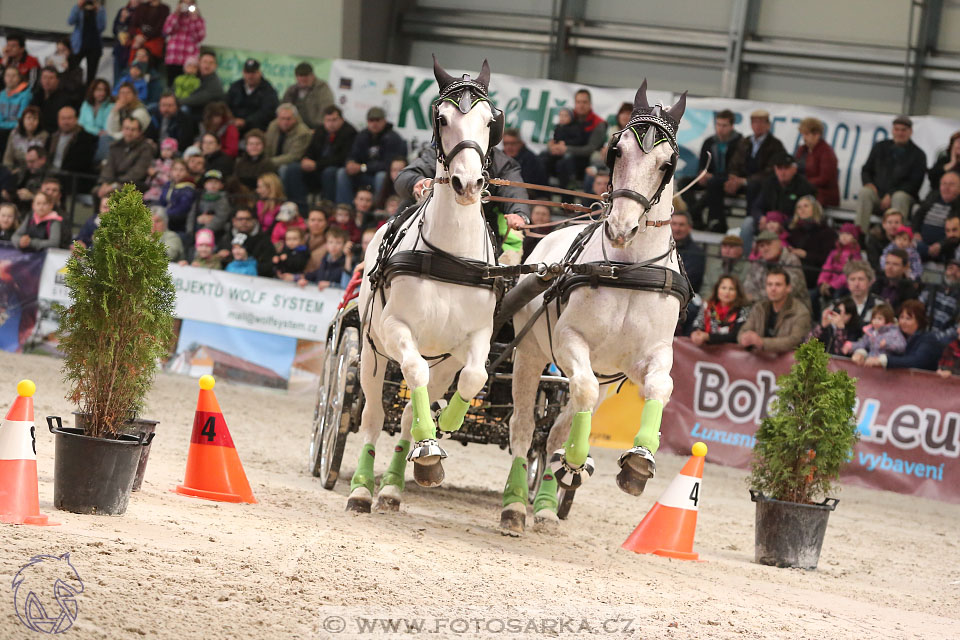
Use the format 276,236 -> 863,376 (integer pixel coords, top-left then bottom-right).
526,446 -> 546,503
557,487 -> 576,520
308,332 -> 337,477
319,327 -> 360,490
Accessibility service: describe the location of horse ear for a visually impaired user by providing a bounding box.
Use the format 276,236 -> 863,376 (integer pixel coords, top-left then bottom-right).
666,91 -> 687,123
633,79 -> 649,111
476,59 -> 491,90
433,54 -> 455,91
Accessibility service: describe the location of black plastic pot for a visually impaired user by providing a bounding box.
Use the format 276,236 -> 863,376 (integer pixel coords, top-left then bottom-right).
750,489 -> 838,570
73,412 -> 158,492
47,416 -> 155,515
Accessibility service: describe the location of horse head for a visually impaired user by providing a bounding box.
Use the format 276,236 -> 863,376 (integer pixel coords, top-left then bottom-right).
433,56 -> 499,206
604,81 -> 687,248
13,553 -> 84,633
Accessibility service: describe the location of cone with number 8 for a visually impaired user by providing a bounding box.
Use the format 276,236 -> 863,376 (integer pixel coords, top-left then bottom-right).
0,380 -> 57,525
174,376 -> 256,503
621,442 -> 707,560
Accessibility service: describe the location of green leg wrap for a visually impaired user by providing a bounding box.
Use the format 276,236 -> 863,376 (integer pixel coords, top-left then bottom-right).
502,456 -> 529,507
533,471 -> 558,513
409,386 -> 436,443
438,392 -> 470,433
350,444 -> 376,494
634,399 -> 663,454
564,411 -> 592,468
379,439 -> 410,492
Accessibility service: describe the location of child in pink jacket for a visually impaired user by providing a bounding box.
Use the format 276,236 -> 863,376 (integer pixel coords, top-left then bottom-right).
818,222 -> 862,297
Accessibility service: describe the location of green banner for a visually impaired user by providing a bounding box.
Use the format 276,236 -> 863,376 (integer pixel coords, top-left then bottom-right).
212,47 -> 332,98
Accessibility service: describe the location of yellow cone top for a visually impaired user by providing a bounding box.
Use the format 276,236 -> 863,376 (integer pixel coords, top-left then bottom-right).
692,442 -> 708,458
199,375 -> 216,391
16,379 -> 36,398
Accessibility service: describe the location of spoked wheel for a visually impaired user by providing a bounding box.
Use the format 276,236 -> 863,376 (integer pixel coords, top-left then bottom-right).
308,332 -> 337,477
318,327 -> 361,490
526,446 -> 547,502
557,487 -> 576,520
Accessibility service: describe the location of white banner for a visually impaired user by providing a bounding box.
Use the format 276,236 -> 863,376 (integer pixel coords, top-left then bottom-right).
39,250 -> 342,342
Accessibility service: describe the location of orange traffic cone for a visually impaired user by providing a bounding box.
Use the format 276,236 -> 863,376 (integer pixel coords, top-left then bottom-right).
622,442 -> 707,560
0,380 -> 58,526
174,376 -> 256,504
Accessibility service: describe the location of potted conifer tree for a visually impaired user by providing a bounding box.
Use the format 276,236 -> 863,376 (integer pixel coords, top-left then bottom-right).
749,339 -> 859,569
48,185 -> 176,515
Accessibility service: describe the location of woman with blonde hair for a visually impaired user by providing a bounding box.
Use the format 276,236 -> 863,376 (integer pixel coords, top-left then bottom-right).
795,117 -> 839,206
255,172 -> 285,231
787,194 -> 837,292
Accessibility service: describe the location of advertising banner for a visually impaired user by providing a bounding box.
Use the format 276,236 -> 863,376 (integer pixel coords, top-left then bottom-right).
213,48 -> 333,98
0,248 -> 44,352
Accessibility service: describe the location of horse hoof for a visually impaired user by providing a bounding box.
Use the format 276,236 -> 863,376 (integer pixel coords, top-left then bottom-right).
533,509 -> 559,533
375,485 -> 402,512
499,503 -> 526,536
616,447 -> 656,496
412,458 -> 445,487
549,449 -> 595,490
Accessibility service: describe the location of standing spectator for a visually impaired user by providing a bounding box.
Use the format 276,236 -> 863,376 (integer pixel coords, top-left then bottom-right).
3,107 -> 47,174
199,133 -> 234,177
787,195 -> 837,291
540,89 -> 606,188
152,209 -> 184,262
129,0 -> 170,63
795,117 -> 839,207
111,1 -> 139,83
862,299 -> 941,370
199,101 -> 239,158
738,267 -> 811,354
928,130 -> 960,191
264,103 -> 311,181
0,67 -> 31,153
742,230 -> 806,305
47,106 -> 97,186
919,258 -> 960,346
216,207 -> 275,275
856,115 -> 927,233
104,83 -> 150,141
2,33 -> 40,89
180,51 -> 224,117
11,191 -> 61,251
500,127 -> 547,193
162,0 -> 205,80
30,68 -> 72,134
723,110 -> 787,231
147,91 -> 194,151
234,128 -> 274,191
671,210 -> 704,293
97,116 -> 155,197
817,222 -> 862,298
226,58 -> 279,135
936,325 -> 960,378
78,79 -> 112,162
688,109 -> 742,231
690,275 -> 749,346
809,297 -> 862,356
336,107 -> 407,204
871,248 -> 919,310
68,0 -> 107,87
912,170 -> 960,259
281,62 -> 333,131
284,105 -> 356,206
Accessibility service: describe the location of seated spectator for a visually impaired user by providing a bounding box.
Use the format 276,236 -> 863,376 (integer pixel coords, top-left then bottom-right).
719,234 -> 749,284
0,66 -> 32,153
521,204 -> 553,261
284,105 -> 355,206
156,159 -> 196,233
828,260 -> 883,333
928,130 -> 960,191
144,137 -> 178,202
226,58 -> 279,135
690,275 -> 749,346
788,195 -> 837,291
30,67 -> 71,134
224,236 -> 259,276
871,248 -> 919,309
500,128 -> 547,194
3,106 -> 47,174
845,303 -> 905,363
234,128 -> 274,191
180,51 -> 224,117
304,206 -> 329,272
718,110 -> 786,233
199,132 -> 234,176
817,222 -> 861,299
809,297 -> 861,356
255,172 -> 285,231
199,101 -> 239,158
331,203 -> 360,244
104,83 -> 150,144
754,152 -> 815,222
585,102 -> 632,192
687,109 -> 741,231
264,103 -> 311,180
97,116 -> 155,198
856,115 -> 927,233
162,1 -> 206,80
148,91 -> 195,152
282,62 -> 333,131
671,211 -> 704,293
12,146 -> 50,213
936,213 -> 960,267
865,207 -> 904,271
188,169 -> 230,236
880,226 -> 922,280
152,208 -> 184,262
11,191 -> 61,251
742,230 -> 806,305
936,325 -> 960,378
795,117 -> 839,206
47,106 -> 97,181
747,210 -> 789,258
2,32 -> 40,88
172,55 -> 201,101
374,157 -> 408,211
0,202 -> 19,246
913,170 -> 960,260
273,225 -> 309,278
352,187 -> 376,230
113,61 -> 149,101
79,79 -> 113,162
76,194 -> 110,249
336,107 -> 407,204
738,267 -> 811,353
185,228 -> 221,270
39,178 -> 63,218
44,39 -> 84,108
216,207 -> 275,275
183,146 -> 205,182
299,226 -> 349,290
861,299 -> 940,370
130,46 -> 163,105
919,258 -> 960,346
540,89 -> 606,188
270,201 -> 306,247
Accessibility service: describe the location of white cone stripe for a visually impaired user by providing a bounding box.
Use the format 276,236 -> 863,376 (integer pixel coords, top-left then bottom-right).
0,420 -> 36,461
656,473 -> 701,511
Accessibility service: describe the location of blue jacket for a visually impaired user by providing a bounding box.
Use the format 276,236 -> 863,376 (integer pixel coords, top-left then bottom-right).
68,5 -> 107,54
347,123 -> 408,176
225,258 -> 258,276
0,85 -> 31,129
159,182 -> 198,232
114,75 -> 148,102
885,330 -> 942,371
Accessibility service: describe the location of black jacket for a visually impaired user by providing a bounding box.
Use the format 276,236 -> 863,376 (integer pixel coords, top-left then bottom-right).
226,78 -> 279,133
304,121 -> 358,171
698,131 -> 743,176
758,173 -> 817,218
218,225 -> 276,277
861,139 -> 927,199
511,145 -> 548,190
675,235 -> 705,292
47,128 -> 97,176
31,89 -> 73,133
147,107 -> 197,151
871,275 -> 919,310
347,123 -> 408,176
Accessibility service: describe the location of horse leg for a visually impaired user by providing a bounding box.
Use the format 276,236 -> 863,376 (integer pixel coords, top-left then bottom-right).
438,327 -> 492,433
530,399 -> 574,530
500,344 -> 548,536
380,316 -> 446,487
617,345 -> 674,496
548,331 -> 598,490
346,343 -> 387,513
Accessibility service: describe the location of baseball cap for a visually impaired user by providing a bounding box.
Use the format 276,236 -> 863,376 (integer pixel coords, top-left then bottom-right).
755,230 -> 780,243
893,115 -> 913,128
195,229 -> 215,247
202,169 -> 224,184
366,106 -> 386,120
720,234 -> 743,247
771,152 -> 796,167
894,225 -> 913,239
243,58 -> 260,73
231,233 -> 248,246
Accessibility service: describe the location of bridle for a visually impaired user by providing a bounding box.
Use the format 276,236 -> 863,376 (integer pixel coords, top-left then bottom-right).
432,77 -> 504,173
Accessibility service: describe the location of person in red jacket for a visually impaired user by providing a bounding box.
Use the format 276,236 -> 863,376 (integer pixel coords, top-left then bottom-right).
795,117 -> 839,207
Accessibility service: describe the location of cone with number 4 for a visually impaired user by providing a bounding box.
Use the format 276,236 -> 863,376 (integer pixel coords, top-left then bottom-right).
622,442 -> 707,560
0,380 -> 57,526
174,376 -> 256,504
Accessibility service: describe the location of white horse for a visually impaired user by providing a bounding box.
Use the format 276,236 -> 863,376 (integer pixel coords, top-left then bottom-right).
500,83 -> 688,533
346,58 -> 500,513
